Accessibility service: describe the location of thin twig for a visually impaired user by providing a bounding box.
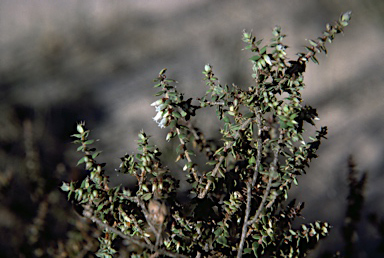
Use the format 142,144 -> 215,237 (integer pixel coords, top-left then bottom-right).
249,175 -> 273,227
155,222 -> 163,249
251,110 -> 263,187
248,131 -> 282,226
176,127 -> 199,182
237,181 -> 252,258
205,101 -> 225,106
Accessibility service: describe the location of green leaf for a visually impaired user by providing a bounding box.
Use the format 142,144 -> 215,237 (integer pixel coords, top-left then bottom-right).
252,241 -> 260,256
227,111 -> 236,116
97,203 -> 105,211
249,55 -> 261,61
249,156 -> 256,165
217,236 -> 228,247
259,46 -> 267,55
186,150 -> 195,156
178,133 -> 187,140
214,228 -> 223,236
305,46 -> 314,53
309,39 -> 317,47
77,156 -> 86,166
142,193 -> 152,201
180,110 -> 187,117
258,59 -> 266,68
172,111 -> 181,118
310,55 -> 319,65
280,121 -> 288,129
243,112 -> 255,118
92,151 -> 102,159
244,45 -> 253,50
169,120 -> 177,128
71,133 -> 82,138
243,248 -> 252,254
186,162 -> 195,169
155,90 -> 164,96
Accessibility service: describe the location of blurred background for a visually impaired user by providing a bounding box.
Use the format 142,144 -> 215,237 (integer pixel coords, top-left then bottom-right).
1,0 -> 383,257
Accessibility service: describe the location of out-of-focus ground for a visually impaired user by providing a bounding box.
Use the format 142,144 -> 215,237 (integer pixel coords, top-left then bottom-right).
0,0 -> 383,256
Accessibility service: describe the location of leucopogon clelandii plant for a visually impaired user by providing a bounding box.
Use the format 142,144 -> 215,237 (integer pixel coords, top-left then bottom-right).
62,11 -> 352,257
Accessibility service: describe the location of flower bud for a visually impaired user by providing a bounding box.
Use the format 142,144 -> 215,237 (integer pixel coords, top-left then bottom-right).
77,124 -> 84,133
341,11 -> 352,22
204,64 -> 212,73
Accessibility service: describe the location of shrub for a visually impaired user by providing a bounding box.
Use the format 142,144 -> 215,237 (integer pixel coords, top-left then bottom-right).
62,11 -> 352,257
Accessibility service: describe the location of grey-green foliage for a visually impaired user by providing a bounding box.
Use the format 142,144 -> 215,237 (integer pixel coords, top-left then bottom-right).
62,11 -> 352,257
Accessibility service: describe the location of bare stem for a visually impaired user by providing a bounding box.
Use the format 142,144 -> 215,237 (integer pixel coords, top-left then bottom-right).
237,181 -> 252,258
251,110 -> 263,187
249,175 -> 273,227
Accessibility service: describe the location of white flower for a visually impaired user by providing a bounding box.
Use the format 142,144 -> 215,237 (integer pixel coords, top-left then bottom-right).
158,117 -> 167,128
153,111 -> 163,122
151,98 -> 170,128
152,109 -> 168,128
155,104 -> 167,112
151,99 -> 163,107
